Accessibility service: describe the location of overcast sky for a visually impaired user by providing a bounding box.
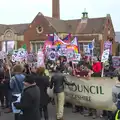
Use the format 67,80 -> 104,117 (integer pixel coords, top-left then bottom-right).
0,0 -> 119,31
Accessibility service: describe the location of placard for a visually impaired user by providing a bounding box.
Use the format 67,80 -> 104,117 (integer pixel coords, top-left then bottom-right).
48,75 -> 117,111
112,56 -> 120,68
101,49 -> 109,63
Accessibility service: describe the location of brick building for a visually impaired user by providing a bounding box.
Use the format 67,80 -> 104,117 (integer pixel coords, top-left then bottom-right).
0,0 -> 116,55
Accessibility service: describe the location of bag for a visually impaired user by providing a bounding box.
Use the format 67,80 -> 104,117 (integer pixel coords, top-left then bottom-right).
47,87 -> 53,98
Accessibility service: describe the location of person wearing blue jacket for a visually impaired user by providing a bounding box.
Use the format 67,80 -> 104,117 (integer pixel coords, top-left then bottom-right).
10,64 -> 25,120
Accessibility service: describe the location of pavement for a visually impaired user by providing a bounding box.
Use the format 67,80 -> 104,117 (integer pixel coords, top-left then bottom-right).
0,104 -> 102,120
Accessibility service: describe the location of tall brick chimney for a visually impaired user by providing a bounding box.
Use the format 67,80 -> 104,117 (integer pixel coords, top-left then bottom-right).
52,0 -> 60,19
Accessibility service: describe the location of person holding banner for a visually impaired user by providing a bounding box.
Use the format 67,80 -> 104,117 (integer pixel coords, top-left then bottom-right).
50,66 -> 75,120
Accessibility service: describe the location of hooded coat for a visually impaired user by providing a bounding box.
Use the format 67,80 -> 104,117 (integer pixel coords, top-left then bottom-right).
112,83 -> 120,104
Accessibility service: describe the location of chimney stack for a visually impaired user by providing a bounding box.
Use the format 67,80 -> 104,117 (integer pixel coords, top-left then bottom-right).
52,0 -> 60,19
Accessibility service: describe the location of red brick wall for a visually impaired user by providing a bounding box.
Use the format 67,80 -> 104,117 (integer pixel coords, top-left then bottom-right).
24,13 -> 56,52
102,16 -> 115,55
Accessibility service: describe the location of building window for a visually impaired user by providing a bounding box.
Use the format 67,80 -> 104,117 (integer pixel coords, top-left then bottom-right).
78,42 -> 90,51
78,43 -> 84,51
31,41 -> 44,53
2,41 -> 15,52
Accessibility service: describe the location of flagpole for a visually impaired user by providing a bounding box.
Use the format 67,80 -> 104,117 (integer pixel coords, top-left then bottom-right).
91,39 -> 95,65
92,48 -> 94,65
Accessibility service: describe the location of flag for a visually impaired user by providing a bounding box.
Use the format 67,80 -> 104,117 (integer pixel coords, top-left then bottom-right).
62,33 -> 71,43
71,37 -> 78,46
47,34 -> 54,44
43,34 -> 54,52
54,33 -> 67,49
43,39 -> 53,53
67,37 -> 78,53
67,45 -> 78,53
21,44 -> 27,50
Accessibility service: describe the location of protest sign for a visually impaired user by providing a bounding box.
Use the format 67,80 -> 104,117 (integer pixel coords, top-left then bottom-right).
112,56 -> 120,68
67,49 -> 75,62
101,49 -> 110,63
27,53 -> 35,62
48,51 -> 56,61
104,41 -> 112,54
83,45 -> 90,54
48,75 -> 117,111
37,50 -> 45,67
12,49 -> 27,62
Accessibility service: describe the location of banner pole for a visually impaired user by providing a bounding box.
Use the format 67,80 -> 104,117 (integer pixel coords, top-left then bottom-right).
101,63 -> 104,77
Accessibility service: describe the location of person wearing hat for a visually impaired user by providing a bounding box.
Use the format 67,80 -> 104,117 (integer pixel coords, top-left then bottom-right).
14,74 -> 40,120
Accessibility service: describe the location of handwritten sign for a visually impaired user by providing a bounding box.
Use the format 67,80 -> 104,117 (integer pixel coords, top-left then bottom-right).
101,49 -> 110,63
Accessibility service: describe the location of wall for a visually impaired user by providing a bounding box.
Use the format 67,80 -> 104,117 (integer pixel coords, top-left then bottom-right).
24,13 -> 56,52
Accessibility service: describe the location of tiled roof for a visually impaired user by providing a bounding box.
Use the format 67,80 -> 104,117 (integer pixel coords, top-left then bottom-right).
0,23 -> 29,35
46,17 -> 106,34
0,13 -> 106,35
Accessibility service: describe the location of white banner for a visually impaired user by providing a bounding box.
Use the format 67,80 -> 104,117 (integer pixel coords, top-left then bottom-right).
49,75 -> 117,111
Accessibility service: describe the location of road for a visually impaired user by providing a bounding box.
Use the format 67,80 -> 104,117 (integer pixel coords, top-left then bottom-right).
0,104 -> 102,120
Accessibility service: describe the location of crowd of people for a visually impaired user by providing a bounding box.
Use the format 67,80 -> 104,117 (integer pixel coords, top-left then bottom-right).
0,54 -> 120,120
0,58 -> 75,120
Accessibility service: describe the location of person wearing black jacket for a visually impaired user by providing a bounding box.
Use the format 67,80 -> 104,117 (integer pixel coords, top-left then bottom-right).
35,67 -> 50,120
50,66 -> 75,120
0,66 -> 5,108
14,75 -> 40,120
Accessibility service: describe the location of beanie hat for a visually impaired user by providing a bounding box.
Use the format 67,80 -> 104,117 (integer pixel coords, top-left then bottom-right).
24,75 -> 35,84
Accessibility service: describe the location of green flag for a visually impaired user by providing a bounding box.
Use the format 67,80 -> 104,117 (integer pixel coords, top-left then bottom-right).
21,44 -> 27,50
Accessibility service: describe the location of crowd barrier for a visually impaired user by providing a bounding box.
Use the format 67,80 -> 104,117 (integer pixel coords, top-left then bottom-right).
48,75 -> 117,111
